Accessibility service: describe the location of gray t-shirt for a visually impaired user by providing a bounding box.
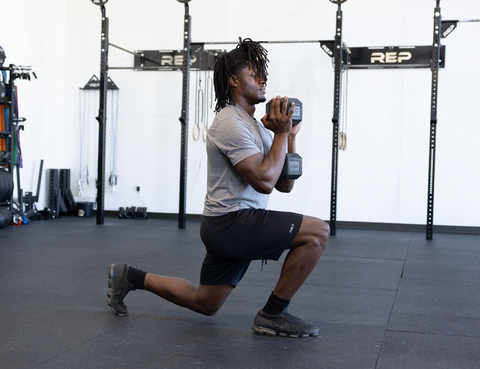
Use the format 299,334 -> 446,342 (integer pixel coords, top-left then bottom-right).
203,104 -> 273,217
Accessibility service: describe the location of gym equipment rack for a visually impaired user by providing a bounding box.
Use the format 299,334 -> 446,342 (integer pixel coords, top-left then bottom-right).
91,0 -> 478,240
324,0 -> 478,240
0,65 -> 27,213
92,0 -> 222,228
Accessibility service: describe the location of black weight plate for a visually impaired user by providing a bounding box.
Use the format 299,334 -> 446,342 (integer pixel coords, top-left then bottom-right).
0,82 -> 6,100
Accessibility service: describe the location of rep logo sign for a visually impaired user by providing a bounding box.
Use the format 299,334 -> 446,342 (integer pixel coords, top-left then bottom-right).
160,54 -> 197,66
370,52 -> 412,64
344,46 -> 443,69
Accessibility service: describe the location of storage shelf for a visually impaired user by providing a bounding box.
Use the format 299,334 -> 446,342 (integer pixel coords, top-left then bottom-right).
0,67 -> 15,213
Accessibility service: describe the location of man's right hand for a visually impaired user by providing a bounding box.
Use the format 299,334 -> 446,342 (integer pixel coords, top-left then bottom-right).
261,95 -> 295,135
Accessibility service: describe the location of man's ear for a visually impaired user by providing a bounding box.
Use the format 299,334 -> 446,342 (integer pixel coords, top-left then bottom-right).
229,75 -> 238,88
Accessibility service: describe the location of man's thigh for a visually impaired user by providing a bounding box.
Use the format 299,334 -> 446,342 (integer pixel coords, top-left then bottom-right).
201,209 -> 303,261
288,215 -> 330,249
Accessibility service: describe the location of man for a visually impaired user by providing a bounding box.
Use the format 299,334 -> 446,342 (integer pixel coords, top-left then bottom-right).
108,38 -> 330,338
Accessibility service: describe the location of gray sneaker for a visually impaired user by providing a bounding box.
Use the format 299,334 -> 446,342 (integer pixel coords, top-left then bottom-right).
252,309 -> 319,338
107,263 -> 135,316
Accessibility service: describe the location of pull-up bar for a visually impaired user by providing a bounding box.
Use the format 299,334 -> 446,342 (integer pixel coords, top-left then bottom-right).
202,40 -> 325,45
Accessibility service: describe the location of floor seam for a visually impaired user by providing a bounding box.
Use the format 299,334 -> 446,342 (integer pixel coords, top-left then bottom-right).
385,329 -> 480,339
374,232 -> 413,368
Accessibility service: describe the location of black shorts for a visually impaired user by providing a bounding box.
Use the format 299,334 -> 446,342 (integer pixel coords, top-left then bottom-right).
199,208 -> 303,287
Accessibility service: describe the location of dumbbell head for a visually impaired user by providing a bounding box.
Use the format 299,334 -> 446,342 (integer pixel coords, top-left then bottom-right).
265,97 -> 303,126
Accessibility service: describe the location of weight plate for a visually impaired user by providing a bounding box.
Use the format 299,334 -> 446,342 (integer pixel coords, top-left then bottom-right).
0,82 -> 6,100
329,0 -> 348,4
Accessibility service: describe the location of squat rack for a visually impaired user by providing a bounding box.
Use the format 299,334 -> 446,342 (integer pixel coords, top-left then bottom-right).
91,0 -> 477,239
91,0 -> 329,228
325,0 -> 478,240
91,0 -> 221,227
204,1 -> 477,240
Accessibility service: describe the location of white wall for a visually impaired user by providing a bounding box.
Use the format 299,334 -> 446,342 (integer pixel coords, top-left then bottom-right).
0,0 -> 67,207
1,0 -> 479,227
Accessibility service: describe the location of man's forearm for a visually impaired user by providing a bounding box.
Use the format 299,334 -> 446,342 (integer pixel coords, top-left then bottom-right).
288,133 -> 297,153
274,134 -> 297,193
260,132 -> 289,182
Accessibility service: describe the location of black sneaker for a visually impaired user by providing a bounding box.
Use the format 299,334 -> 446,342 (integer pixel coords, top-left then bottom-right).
252,309 -> 319,338
107,263 -> 135,316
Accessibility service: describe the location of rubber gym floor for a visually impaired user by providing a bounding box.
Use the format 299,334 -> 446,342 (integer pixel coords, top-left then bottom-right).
0,216 -> 479,369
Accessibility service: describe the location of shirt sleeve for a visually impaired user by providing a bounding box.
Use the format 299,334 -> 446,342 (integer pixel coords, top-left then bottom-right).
213,115 -> 261,167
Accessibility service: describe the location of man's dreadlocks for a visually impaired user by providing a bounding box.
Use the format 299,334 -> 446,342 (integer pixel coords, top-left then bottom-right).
213,38 -> 269,113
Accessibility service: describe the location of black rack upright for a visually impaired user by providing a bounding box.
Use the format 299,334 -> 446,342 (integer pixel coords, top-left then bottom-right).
329,2 -> 344,236
178,2 -> 192,229
426,1 -> 442,240
95,4 -> 109,225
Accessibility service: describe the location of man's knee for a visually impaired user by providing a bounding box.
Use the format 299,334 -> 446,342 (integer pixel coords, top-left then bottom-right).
197,306 -> 220,317
311,218 -> 330,252
194,284 -> 233,316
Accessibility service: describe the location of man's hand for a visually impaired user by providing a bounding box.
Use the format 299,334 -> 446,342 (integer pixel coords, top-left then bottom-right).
289,120 -> 302,138
261,95 -> 295,135
234,96 -> 301,194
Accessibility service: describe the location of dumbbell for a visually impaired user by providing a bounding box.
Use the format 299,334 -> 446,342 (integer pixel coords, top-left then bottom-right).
265,97 -> 304,180
265,97 -> 303,126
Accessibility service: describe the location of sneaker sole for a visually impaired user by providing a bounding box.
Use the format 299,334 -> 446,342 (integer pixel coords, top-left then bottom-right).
252,324 -> 318,338
107,299 -> 128,317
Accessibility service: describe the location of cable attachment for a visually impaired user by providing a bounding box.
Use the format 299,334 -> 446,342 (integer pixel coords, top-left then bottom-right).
339,64 -> 349,151
109,173 -> 118,194
339,132 -> 347,151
